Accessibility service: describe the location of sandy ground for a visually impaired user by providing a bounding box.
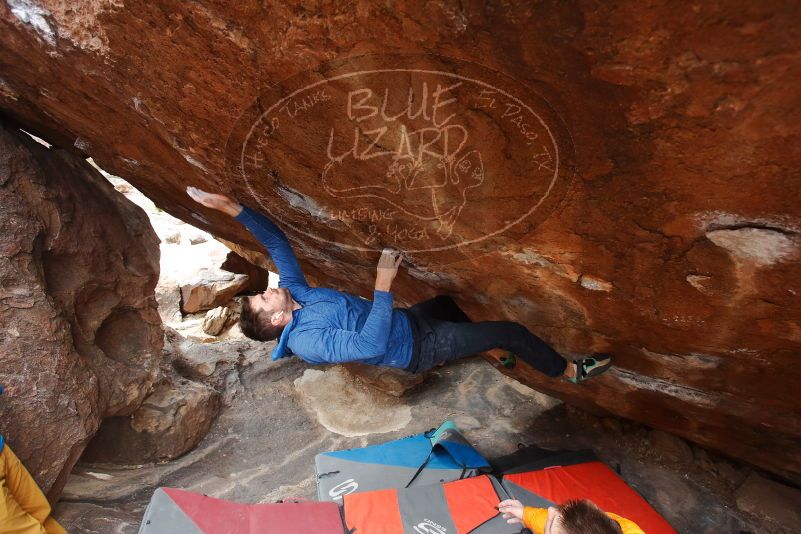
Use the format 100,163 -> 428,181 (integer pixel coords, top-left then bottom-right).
52,175 -> 792,533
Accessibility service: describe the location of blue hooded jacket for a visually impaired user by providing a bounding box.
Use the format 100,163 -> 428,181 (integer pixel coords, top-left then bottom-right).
235,205 -> 414,368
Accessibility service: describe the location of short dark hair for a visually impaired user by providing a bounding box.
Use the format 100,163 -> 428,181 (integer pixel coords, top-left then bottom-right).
557,500 -> 623,534
239,297 -> 285,342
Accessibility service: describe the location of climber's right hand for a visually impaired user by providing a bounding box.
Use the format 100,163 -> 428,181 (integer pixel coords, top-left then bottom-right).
186,187 -> 242,217
375,248 -> 403,292
497,500 -> 524,524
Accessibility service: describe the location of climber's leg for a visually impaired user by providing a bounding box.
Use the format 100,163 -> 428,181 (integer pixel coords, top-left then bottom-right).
407,295 -> 472,323
411,319 -> 568,375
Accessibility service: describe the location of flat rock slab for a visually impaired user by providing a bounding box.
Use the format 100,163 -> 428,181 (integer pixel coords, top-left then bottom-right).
342,362 -> 426,397
180,270 -> 249,314
736,472 -> 801,532
294,367 -> 412,437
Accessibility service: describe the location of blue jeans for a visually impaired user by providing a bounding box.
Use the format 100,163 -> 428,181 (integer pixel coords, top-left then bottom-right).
402,295 -> 567,376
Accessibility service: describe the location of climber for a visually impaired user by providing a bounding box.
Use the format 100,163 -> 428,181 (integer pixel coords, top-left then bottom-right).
498,498 -> 644,534
186,187 -> 612,380
0,386 -> 68,534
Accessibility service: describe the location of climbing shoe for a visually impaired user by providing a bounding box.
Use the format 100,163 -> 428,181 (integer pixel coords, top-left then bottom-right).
499,353 -> 517,369
564,354 -> 613,383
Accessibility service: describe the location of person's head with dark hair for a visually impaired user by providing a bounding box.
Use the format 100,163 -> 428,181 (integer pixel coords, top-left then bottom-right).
499,498 -> 627,534
239,287 -> 294,342
554,499 -> 623,534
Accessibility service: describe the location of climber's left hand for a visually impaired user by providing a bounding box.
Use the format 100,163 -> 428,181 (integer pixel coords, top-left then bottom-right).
186,187 -> 242,217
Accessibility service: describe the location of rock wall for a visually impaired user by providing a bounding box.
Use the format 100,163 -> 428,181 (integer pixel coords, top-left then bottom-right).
0,123 -> 163,499
0,1 -> 799,481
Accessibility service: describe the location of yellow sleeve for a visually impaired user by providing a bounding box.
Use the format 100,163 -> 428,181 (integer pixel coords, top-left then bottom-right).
1,445 -> 68,534
522,507 -> 549,534
607,512 -> 646,534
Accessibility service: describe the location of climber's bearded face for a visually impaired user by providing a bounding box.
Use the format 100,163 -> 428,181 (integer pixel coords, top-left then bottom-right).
250,287 -> 292,326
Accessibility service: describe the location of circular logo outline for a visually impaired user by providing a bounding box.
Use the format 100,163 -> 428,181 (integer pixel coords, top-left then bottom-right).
229,54 -> 575,261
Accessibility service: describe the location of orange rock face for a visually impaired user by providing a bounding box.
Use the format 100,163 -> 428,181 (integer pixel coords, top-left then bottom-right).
0,2 -> 799,481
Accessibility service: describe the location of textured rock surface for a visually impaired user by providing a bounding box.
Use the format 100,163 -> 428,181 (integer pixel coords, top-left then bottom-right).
162,326 -> 263,393
735,472 -> 801,532
294,367 -> 413,437
202,301 -> 240,336
649,429 -> 694,464
0,123 -> 162,499
188,233 -> 207,245
81,376 -> 220,465
155,282 -> 183,324
342,362 -> 426,397
0,1 -> 800,481
179,269 -> 248,313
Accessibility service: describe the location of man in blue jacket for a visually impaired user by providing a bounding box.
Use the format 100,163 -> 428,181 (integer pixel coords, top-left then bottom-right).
187,187 -> 611,382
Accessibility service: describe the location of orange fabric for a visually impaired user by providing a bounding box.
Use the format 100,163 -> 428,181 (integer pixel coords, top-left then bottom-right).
0,445 -> 67,534
442,475 -> 499,534
523,506 -> 548,534
344,488 -> 403,534
506,462 -> 675,534
522,507 -> 645,534
608,512 -> 646,534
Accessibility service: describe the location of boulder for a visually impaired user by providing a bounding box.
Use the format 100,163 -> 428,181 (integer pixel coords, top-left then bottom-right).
294,368 -> 412,437
112,182 -> 132,194
202,301 -> 240,336
735,472 -> 801,531
0,123 -> 162,500
0,1 -> 800,482
342,363 -> 426,397
165,326 -> 261,385
81,376 -> 220,465
163,230 -> 181,245
180,269 -> 249,313
155,282 -> 183,325
188,233 -> 207,245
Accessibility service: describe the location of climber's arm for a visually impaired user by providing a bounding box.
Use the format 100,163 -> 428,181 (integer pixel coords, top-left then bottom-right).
185,187 -> 308,291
